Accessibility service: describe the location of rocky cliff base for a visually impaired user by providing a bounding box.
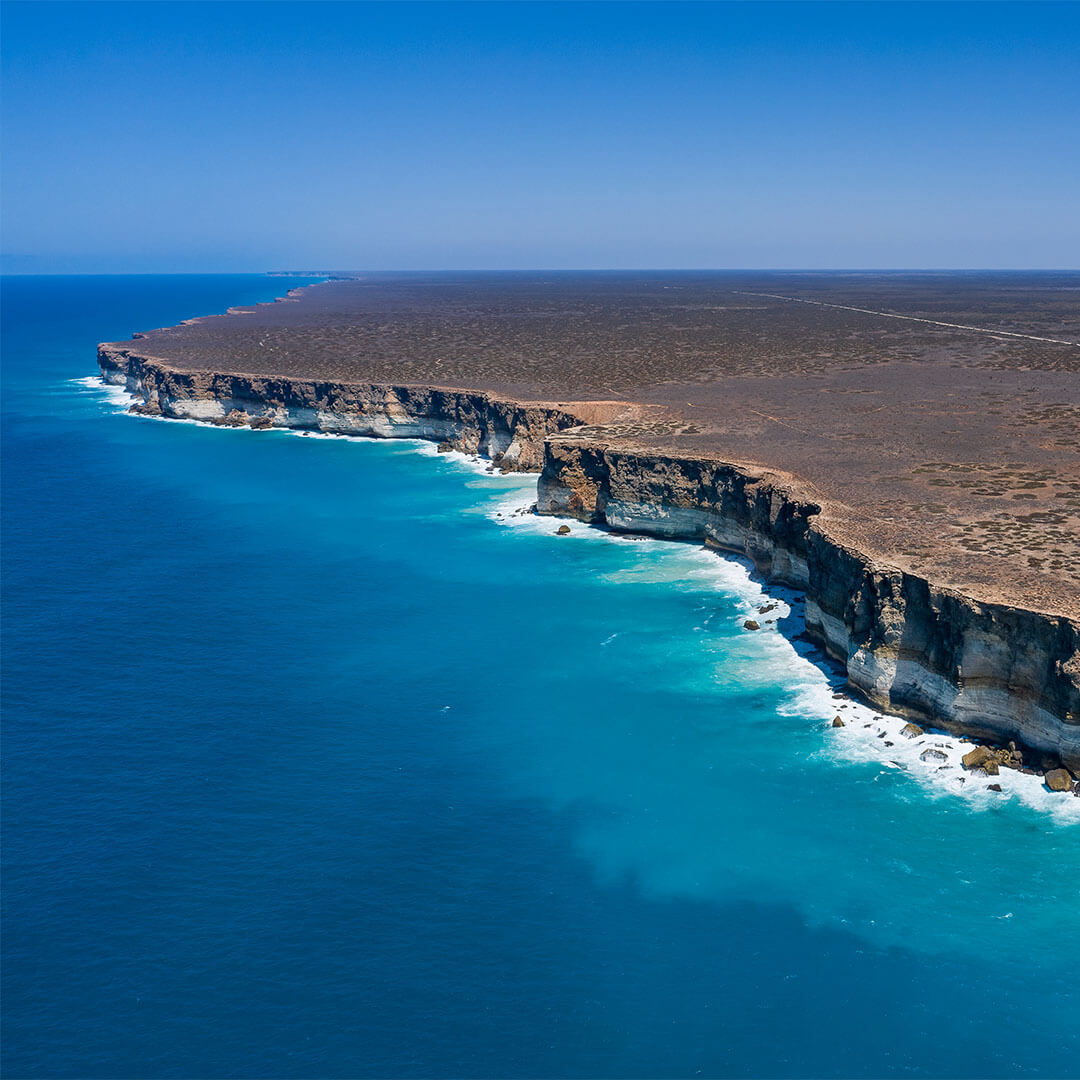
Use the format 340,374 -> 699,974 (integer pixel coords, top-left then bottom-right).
538,437 -> 1080,780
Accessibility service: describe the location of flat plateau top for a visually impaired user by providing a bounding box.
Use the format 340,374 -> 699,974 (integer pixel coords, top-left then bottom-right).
117,272 -> 1080,618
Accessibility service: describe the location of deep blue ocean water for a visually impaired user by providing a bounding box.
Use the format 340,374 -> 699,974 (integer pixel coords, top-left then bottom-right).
3,275 -> 1079,1079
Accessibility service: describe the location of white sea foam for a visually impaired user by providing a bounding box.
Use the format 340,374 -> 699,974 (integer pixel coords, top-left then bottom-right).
70,375 -> 136,411
289,430 -> 384,443
489,493 -> 1080,823
408,439 -> 525,480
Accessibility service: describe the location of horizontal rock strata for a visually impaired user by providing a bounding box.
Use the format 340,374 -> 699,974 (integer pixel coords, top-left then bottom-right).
538,437 -> 1080,774
98,345 -> 594,471
98,344 -> 1080,777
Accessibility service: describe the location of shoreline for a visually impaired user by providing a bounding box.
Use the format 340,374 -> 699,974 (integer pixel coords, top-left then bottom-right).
75,370 -> 1080,819
92,276 -> 1079,792
536,438 -> 1080,775
487,487 -> 1080,821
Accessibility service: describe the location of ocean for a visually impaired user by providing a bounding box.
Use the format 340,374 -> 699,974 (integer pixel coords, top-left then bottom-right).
2,274 -> 1078,1079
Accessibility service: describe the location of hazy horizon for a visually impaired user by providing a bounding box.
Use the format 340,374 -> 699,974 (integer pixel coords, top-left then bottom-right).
5,267 -> 1080,277
3,1 -> 1078,273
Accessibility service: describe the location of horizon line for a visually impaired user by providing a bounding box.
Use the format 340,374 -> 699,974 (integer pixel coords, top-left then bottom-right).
4,266 -> 1080,277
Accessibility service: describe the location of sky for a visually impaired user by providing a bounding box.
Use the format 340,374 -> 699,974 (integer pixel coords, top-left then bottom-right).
2,1 -> 1078,272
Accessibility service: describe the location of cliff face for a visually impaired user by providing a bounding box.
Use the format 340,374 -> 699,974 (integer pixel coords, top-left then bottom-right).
538,438 -> 1080,772
98,345 -> 586,472
99,344 -> 1080,773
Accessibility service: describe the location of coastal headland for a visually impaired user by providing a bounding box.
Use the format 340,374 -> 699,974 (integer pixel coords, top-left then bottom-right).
98,272 -> 1080,783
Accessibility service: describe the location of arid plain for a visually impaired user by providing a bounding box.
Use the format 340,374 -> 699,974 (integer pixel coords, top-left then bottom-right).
118,271 -> 1080,618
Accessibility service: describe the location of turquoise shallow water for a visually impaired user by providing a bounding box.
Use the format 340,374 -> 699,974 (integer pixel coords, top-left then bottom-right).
2,275 -> 1079,1079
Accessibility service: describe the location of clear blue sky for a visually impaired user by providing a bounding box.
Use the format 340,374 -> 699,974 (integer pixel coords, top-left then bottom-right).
2,1 -> 1078,272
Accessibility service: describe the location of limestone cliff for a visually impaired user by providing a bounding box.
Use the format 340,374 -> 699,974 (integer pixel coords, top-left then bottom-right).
98,343 -> 1080,774
538,437 -> 1080,773
98,345 -> 589,471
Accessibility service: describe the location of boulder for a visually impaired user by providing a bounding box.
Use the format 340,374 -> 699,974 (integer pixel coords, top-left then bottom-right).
920,749 -> 947,763
1045,768 -> 1073,792
831,716 -> 845,728
901,723 -> 924,739
743,619 -> 760,631
959,745 -> 1015,775
436,441 -> 454,453
555,524 -> 571,536
987,784 -> 1003,793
